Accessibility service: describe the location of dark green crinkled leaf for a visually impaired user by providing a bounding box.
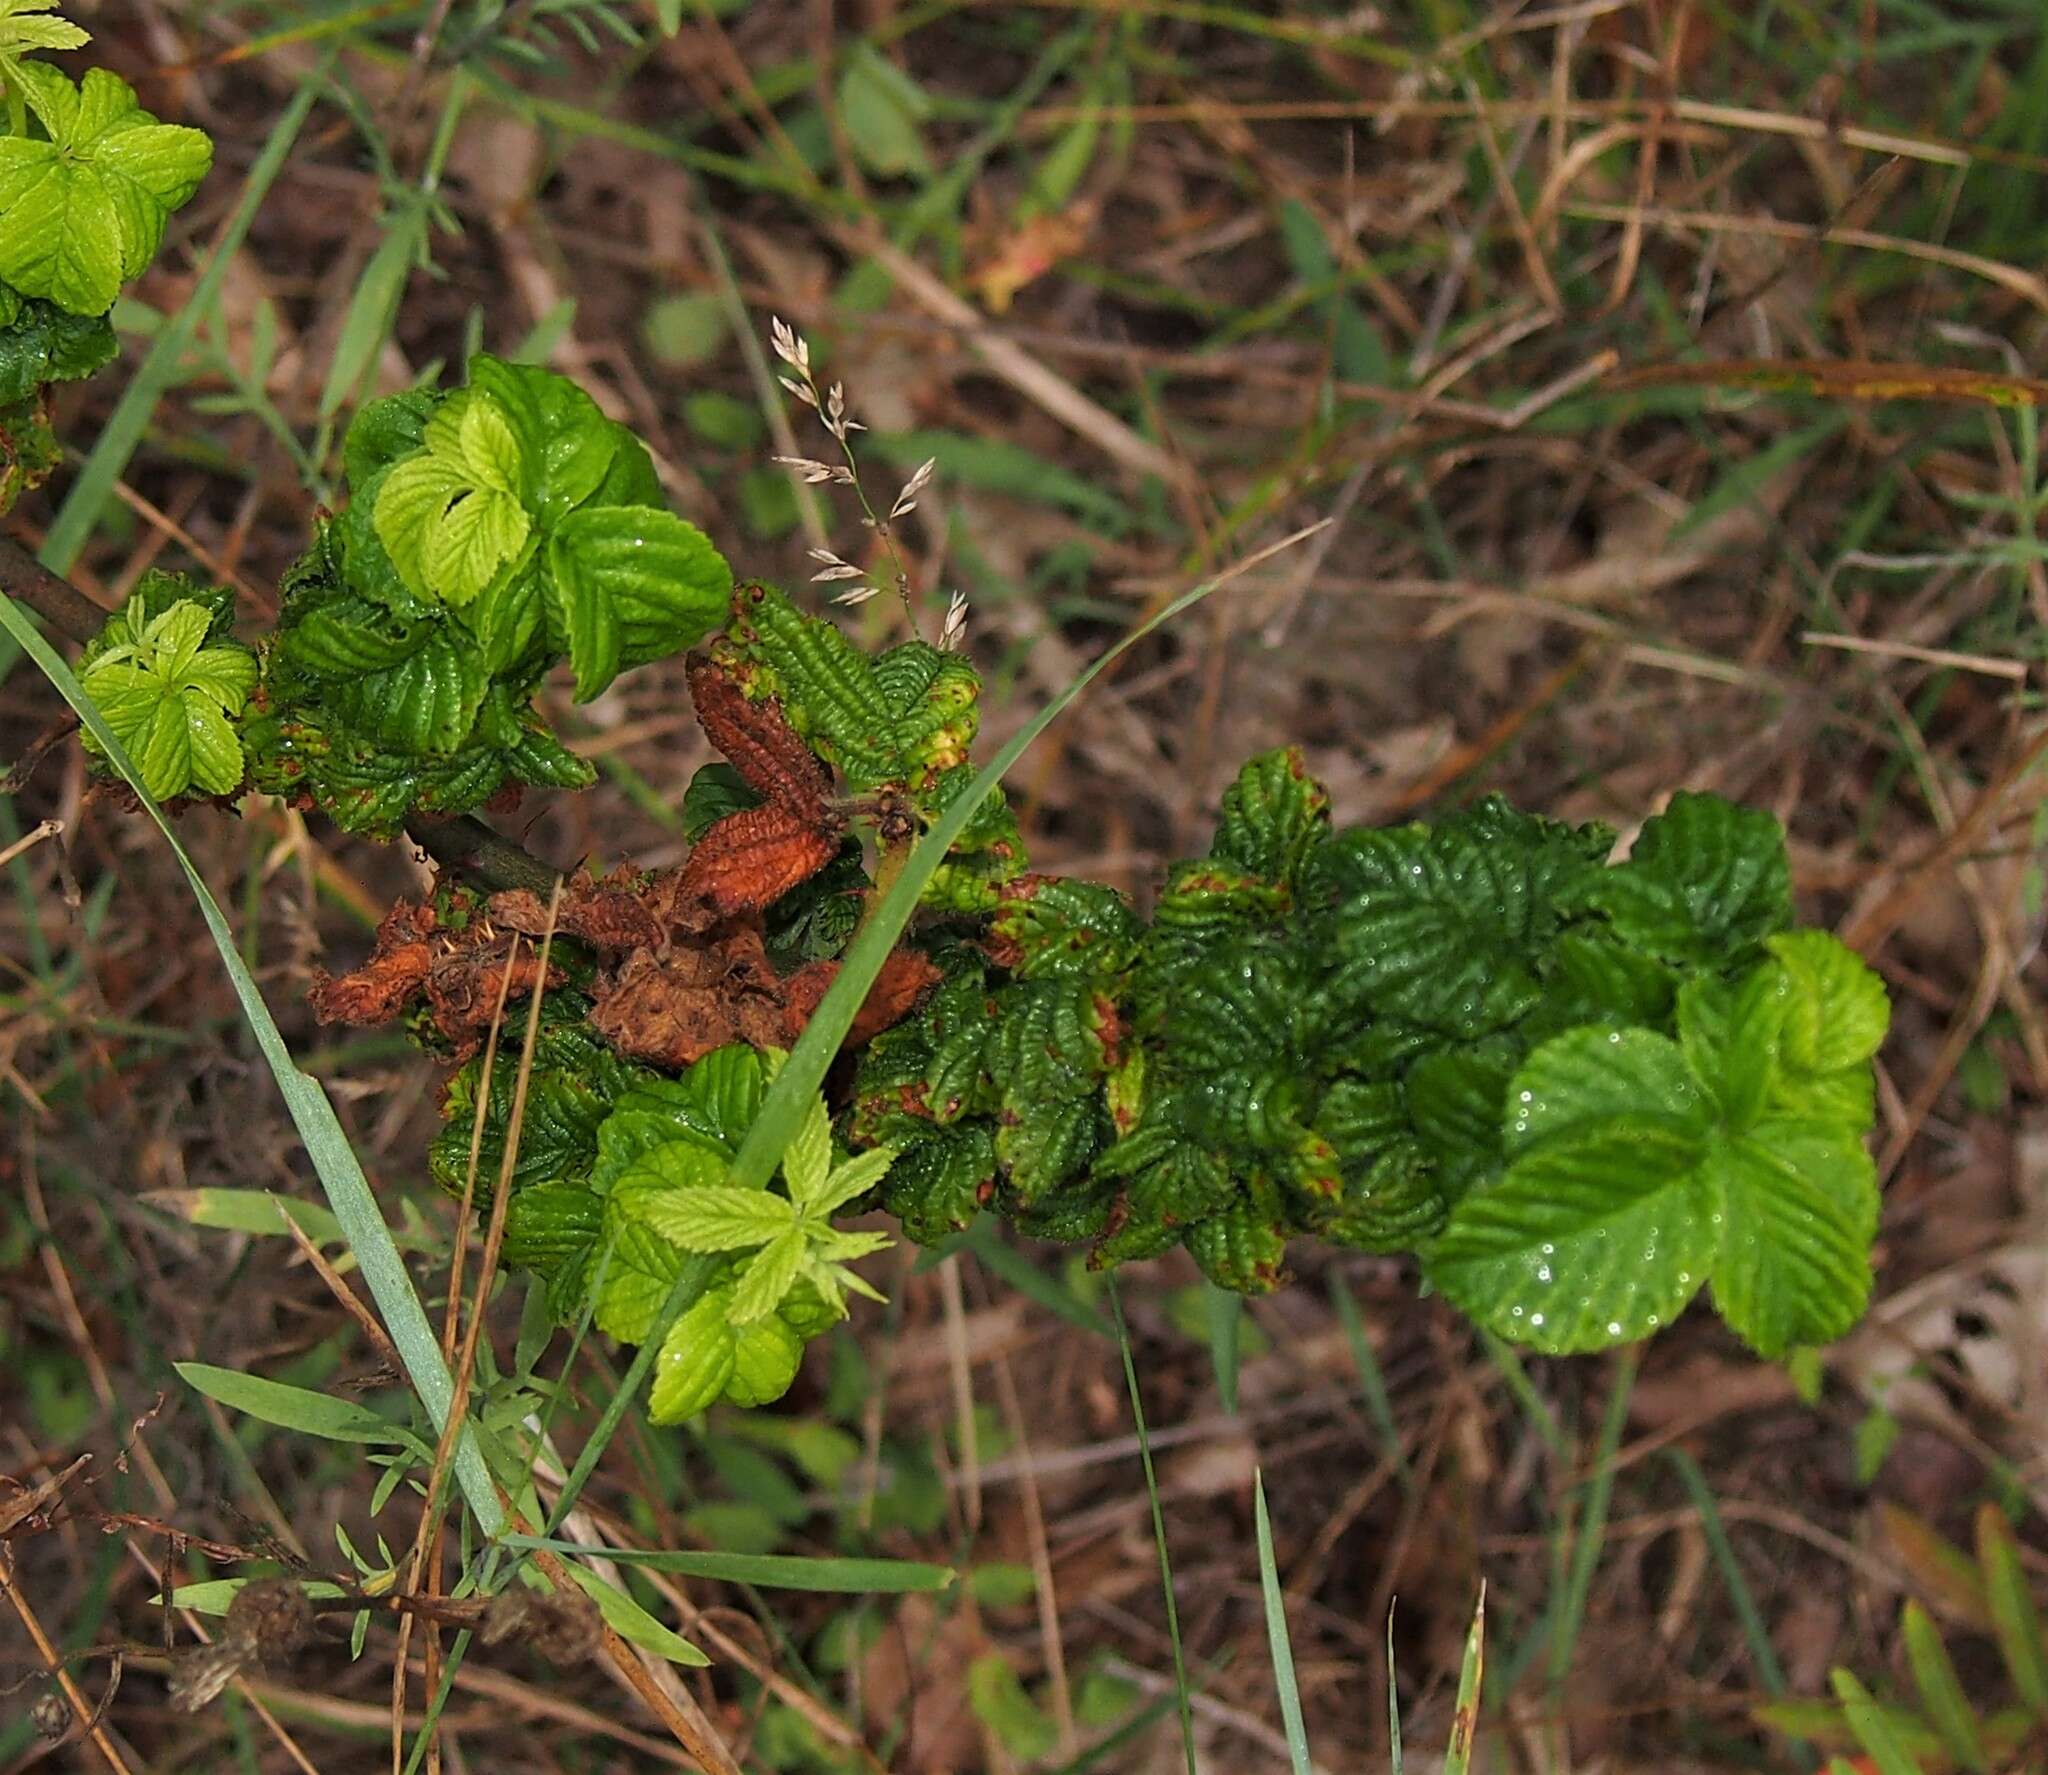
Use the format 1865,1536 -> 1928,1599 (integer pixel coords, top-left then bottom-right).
0,296 -> 116,406
1571,792 -> 1792,968
546,504 -> 731,700
1209,746 -> 1332,888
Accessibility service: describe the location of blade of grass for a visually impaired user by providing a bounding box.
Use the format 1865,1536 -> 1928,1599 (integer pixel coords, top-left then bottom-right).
1386,1605 -> 1403,1773
1902,1600 -> 1990,1771
1204,1282 -> 1243,1415
1546,1346 -> 1638,1691
498,1537 -> 955,1594
1253,1471 -> 1312,1775
1830,1669 -> 1925,1775
1110,1275 -> 1198,1775
1665,1449 -> 1790,1697
1444,1586 -> 1486,1775
0,587 -> 502,1535
1330,1278 -> 1408,1491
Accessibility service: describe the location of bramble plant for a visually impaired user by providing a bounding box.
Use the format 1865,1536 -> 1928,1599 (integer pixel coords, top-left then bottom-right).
0,4 -> 211,511
4,4 -> 1892,1440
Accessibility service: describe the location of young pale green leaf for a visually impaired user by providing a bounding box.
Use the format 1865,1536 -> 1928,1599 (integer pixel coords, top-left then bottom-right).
648,1287 -> 738,1422
1769,930 -> 1890,1076
0,0 -> 90,95
374,392 -> 532,607
80,599 -> 255,799
725,1312 -> 804,1406
1705,1120 -> 1876,1358
0,65 -> 212,315
630,1182 -> 796,1252
782,1091 -> 833,1204
729,1225 -> 806,1324
545,504 -> 731,699
811,1145 -> 897,1217
174,1362 -> 415,1447
1503,1026 -> 1713,1154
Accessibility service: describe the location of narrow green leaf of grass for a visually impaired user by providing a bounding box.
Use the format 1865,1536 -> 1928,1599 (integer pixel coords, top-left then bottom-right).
1443,1587 -> 1487,1775
724,542 -> 1304,1201
160,1579 -> 350,1614
1111,1276 -> 1199,1775
1665,1448 -> 1790,1696
559,1567 -> 709,1666
1902,1600 -> 1989,1771
1330,1278 -> 1407,1489
500,1536 -> 954,1594
143,1187 -> 346,1246
42,70 -> 327,574
1548,1346 -> 1638,1689
1478,1329 -> 1567,1461
1386,1606 -> 1403,1774
319,202 -> 427,419
1831,1669 -> 1928,1775
174,1363 -> 419,1447
1253,1471 -> 1312,1775
0,588 -> 503,1536
1976,1503 -> 2048,1716
1205,1282 -> 1243,1415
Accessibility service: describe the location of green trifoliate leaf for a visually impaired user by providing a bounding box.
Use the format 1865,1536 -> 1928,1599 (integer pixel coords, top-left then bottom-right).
467,353 -> 627,524
80,598 -> 255,800
545,504 -> 731,700
1572,791 -> 1792,967
0,65 -> 212,315
374,392 -> 533,607
1705,1118 -> 1877,1358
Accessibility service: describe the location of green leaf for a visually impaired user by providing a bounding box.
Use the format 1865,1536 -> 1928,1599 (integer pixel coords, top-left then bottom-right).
1769,931 -> 1889,1077
1575,792 -> 1791,967
0,65 -> 212,315
374,391 -> 532,607
80,598 -> 255,799
729,1225 -> 806,1324
725,1311 -> 803,1407
1429,1120 -> 1719,1351
0,295 -> 115,405
0,0 -> 90,108
648,1285 -> 736,1422
467,354 -> 627,525
559,1567 -> 707,1667
1706,1120 -> 1876,1358
837,42 -> 933,178
1978,1504 -> 2048,1716
629,1181 -> 794,1252
545,504 -> 731,700
1901,1600 -> 1990,1771
782,1092 -> 833,1203
174,1362 -> 415,1447
1678,967 -> 1784,1130
499,1535 -> 955,1594
641,291 -> 728,367
969,1654 -> 1059,1761
1211,747 -> 1331,887
1829,1670 -> 1928,1775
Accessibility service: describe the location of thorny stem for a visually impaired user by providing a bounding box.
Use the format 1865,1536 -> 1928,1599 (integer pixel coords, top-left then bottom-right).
0,532 -> 563,895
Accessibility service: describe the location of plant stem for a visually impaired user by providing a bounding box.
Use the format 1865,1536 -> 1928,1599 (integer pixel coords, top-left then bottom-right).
0,532 -> 562,895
